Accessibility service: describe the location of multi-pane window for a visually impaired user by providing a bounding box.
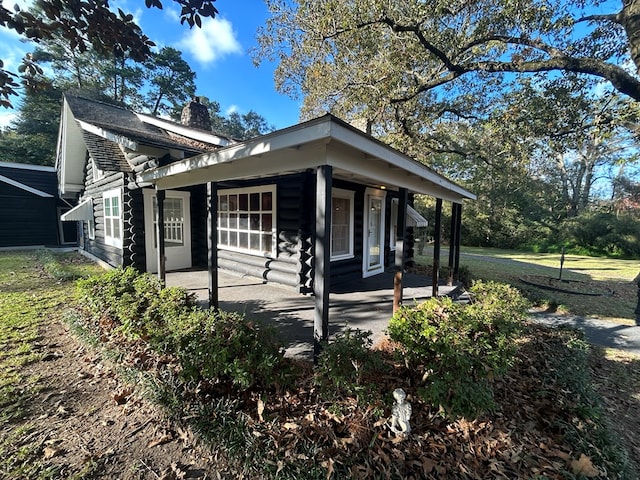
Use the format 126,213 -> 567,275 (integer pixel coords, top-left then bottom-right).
103,188 -> 122,248
218,186 -> 276,256
331,188 -> 354,260
152,197 -> 184,247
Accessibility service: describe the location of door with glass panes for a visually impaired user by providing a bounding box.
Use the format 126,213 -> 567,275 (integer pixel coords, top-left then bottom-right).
363,188 -> 386,277
143,190 -> 191,272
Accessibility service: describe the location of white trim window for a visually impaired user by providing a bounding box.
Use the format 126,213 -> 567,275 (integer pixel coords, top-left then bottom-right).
389,198 -> 398,251
103,188 -> 122,248
92,159 -> 105,182
218,185 -> 277,256
331,188 -> 355,261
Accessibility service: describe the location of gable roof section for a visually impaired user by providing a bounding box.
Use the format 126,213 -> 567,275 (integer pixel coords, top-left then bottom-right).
65,95 -> 228,154
57,94 -> 233,195
0,162 -> 57,196
138,115 -> 475,203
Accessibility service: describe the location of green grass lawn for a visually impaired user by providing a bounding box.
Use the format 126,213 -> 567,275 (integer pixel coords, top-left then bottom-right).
416,246 -> 639,323
0,250 -> 103,421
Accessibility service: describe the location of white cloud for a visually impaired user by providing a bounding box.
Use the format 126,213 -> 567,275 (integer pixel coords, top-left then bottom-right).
164,6 -> 180,22
177,17 -> 241,65
0,110 -> 17,130
225,104 -> 238,116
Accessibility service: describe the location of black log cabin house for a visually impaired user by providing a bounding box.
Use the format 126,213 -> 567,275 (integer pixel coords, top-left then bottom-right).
57,94 -> 474,351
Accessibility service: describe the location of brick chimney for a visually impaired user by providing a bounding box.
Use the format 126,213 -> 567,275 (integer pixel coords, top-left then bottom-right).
181,96 -> 212,131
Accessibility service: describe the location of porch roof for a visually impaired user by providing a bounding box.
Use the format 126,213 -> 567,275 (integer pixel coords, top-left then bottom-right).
137,115 -> 475,203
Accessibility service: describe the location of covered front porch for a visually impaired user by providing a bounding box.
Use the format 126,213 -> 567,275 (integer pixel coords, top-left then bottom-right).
140,115 -> 475,361
166,267 -> 463,359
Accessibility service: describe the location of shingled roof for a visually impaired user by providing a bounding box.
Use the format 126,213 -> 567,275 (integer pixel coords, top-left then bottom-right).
81,131 -> 131,172
65,95 -> 222,156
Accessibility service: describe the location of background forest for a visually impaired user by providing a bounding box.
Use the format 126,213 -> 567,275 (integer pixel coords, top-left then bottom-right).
1,0 -> 639,258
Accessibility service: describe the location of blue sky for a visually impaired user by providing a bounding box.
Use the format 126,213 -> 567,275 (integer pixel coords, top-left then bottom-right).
0,0 -> 302,130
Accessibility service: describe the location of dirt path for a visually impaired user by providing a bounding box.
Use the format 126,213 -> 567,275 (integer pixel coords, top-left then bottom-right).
22,320 -> 221,479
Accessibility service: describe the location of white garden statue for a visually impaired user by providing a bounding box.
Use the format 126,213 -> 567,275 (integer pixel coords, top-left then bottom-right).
389,388 -> 412,435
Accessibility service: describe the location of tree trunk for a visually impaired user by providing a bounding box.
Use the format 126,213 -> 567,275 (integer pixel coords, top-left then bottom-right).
622,0 -> 640,74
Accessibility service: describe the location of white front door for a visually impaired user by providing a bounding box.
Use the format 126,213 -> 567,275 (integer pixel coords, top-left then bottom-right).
363,188 -> 386,277
144,189 -> 192,273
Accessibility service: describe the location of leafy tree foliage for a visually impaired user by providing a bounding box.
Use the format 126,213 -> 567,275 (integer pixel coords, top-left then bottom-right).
258,0 -> 640,114
212,109 -> 276,140
0,0 -> 219,107
144,47 -> 197,116
191,98 -> 275,140
258,0 -> 640,256
0,84 -> 61,165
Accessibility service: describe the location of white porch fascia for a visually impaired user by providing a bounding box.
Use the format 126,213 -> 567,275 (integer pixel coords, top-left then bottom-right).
137,115 -> 475,203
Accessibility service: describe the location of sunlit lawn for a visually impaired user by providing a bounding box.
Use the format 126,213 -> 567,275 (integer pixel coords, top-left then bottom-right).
417,245 -> 639,324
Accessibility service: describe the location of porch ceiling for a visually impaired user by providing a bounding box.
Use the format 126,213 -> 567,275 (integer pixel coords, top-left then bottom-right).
137,115 -> 475,203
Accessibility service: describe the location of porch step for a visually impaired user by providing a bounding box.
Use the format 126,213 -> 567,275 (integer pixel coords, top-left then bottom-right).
447,284 -> 471,304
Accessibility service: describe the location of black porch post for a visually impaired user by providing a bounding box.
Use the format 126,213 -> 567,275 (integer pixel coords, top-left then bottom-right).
447,202 -> 460,285
207,182 -> 219,310
155,188 -> 166,284
432,198 -> 442,297
314,165 -> 332,363
453,203 -> 462,281
394,188 -> 408,312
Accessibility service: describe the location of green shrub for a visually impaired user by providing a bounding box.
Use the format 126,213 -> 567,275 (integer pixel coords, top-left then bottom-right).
76,267 -> 197,340
314,328 -> 384,403
171,309 -> 285,391
75,268 -> 286,391
560,212 -> 640,258
388,281 -> 528,418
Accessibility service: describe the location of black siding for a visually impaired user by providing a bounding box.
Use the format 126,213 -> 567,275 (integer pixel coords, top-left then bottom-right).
0,165 -> 57,196
80,160 -> 126,268
0,165 -> 63,247
0,182 -> 59,247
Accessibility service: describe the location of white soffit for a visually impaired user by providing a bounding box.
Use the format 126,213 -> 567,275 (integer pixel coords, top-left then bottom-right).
138,116 -> 475,202
77,120 -> 138,150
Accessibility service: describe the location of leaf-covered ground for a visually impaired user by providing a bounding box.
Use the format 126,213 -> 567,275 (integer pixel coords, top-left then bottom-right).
5,320 -> 638,479
1,251 -> 638,479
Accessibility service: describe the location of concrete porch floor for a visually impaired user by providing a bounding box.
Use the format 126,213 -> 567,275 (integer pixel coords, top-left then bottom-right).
166,268 -> 459,360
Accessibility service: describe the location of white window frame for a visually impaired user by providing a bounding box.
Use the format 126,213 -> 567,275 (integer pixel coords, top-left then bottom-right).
103,188 -> 123,248
217,185 -> 277,257
330,188 -> 355,261
92,159 -> 105,182
87,218 -> 96,240
389,198 -> 398,251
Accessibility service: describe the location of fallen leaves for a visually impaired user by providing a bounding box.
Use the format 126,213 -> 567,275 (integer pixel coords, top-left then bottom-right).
571,453 -> 600,478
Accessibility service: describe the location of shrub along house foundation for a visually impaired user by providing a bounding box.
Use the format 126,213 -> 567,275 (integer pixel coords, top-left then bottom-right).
135,114 -> 475,358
